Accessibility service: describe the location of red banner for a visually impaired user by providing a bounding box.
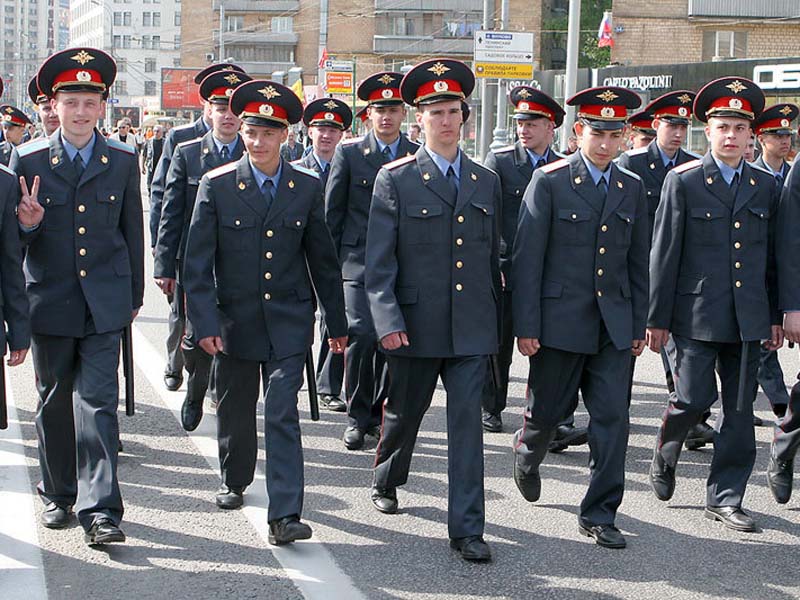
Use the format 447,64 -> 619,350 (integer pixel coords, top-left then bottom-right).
161,68 -> 202,110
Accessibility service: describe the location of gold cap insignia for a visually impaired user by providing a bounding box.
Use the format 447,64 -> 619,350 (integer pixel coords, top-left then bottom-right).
517,89 -> 532,99
76,71 -> 92,82
258,86 -> 280,100
259,104 -> 274,116
678,93 -> 693,104
780,105 -> 793,115
378,74 -> 395,85
71,50 -> 94,65
597,90 -> 619,103
518,102 -> 529,111
781,119 -> 790,127
225,88 -> 234,97
428,62 -> 450,77
3,107 -> 11,114
678,107 -> 688,117
381,89 -> 394,99
224,74 -> 241,85
433,81 -> 449,93
726,80 -> 747,94
324,112 -> 335,121
323,100 -> 338,110
729,98 -> 743,110
600,106 -> 615,118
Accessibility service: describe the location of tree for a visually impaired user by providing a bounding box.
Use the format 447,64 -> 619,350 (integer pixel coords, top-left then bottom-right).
541,0 -> 613,70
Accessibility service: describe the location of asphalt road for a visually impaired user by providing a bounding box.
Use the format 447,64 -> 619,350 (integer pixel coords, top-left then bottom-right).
2,203 -> 800,600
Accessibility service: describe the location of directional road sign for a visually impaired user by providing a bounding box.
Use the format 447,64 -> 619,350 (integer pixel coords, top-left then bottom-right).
474,30 -> 534,80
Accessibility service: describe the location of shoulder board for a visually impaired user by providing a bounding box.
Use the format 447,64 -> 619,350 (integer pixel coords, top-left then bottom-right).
177,136 -> 203,149
494,145 -> 515,154
683,149 -> 702,160
615,164 -> 641,181
207,161 -> 237,179
290,163 -> 320,179
748,162 -> 771,176
107,138 -> 136,155
673,159 -> 702,174
0,162 -> 14,177
540,158 -> 569,173
385,154 -> 416,170
626,146 -> 649,157
16,137 -> 49,158
341,136 -> 364,146
173,122 -> 196,132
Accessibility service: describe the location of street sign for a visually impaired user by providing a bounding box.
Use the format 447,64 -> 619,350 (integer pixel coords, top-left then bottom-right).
325,71 -> 353,94
107,98 -> 120,104
474,30 -> 534,80
324,59 -> 354,72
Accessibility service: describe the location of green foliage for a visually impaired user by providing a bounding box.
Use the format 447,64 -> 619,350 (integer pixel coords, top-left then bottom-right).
542,0 -> 613,69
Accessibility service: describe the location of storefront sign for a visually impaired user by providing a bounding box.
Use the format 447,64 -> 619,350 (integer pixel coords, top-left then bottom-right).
753,64 -> 800,90
601,74 -> 673,90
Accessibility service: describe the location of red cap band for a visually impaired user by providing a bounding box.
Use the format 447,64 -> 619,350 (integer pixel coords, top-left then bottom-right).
756,117 -> 794,134
653,105 -> 692,120
52,69 -> 105,91
368,88 -> 400,102
515,101 -> 554,120
414,79 -> 463,104
707,96 -> 754,118
240,101 -> 289,124
310,111 -> 343,125
577,104 -> 627,121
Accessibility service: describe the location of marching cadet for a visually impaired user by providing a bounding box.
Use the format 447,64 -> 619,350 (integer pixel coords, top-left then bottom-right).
647,77 -> 781,532
153,69 -> 250,431
296,97 -> 352,412
752,104 -> 798,421
326,72 -> 418,450
150,62 -> 245,393
0,105 -> 32,165
512,86 -> 648,549
12,47 -> 144,544
366,59 -> 501,562
182,80 -> 347,544
481,86 -> 588,453
626,109 -> 656,150
28,77 -> 60,137
616,90 -> 715,451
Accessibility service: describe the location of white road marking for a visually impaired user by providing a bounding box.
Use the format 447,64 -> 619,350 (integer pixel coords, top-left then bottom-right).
0,370 -> 47,600
130,325 -> 366,600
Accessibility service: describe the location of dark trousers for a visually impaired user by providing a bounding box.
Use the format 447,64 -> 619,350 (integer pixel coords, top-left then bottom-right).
774,359 -> 800,462
316,321 -> 344,397
374,354 -> 486,539
757,346 -> 789,410
513,328 -> 630,526
165,283 -> 186,377
33,330 -> 124,530
656,336 -> 760,508
215,351 -> 306,522
344,281 -> 386,429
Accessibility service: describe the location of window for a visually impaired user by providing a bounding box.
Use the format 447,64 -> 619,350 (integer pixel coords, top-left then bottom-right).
113,34 -> 121,47
153,12 -> 160,26
122,35 -> 131,48
142,12 -> 150,26
225,15 -> 243,32
702,30 -> 747,60
173,57 -> 181,67
113,11 -> 122,26
173,34 -> 181,49
123,11 -> 131,26
117,57 -> 127,72
230,44 -> 293,63
145,80 -> 156,95
114,80 -> 127,95
145,58 -> 156,72
153,35 -> 160,48
174,12 -> 180,26
271,16 -> 292,33
142,34 -> 151,49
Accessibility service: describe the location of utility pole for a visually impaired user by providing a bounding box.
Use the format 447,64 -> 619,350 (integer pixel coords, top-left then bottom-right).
218,0 -> 225,61
489,0 -> 510,151
561,0 -> 581,152
478,0 -> 492,160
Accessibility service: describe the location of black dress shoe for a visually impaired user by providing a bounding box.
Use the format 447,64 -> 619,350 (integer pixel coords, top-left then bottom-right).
482,410 -> 503,433
513,460 -> 541,502
767,447 -> 794,504
216,485 -> 244,509
774,404 -> 788,419
649,450 -> 675,501
578,522 -> 626,549
549,424 -> 588,452
85,519 -> 126,545
685,421 -> 715,450
320,395 -> 347,412
164,372 -> 183,391
449,535 -> 492,562
371,486 -> 398,514
268,516 -> 313,546
343,426 -> 365,450
181,395 -> 204,432
366,425 -> 382,439
41,502 -> 72,529
704,505 -> 757,532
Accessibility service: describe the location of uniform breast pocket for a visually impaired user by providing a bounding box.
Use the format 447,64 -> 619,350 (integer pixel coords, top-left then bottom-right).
282,214 -> 307,243
220,215 -> 256,251
690,207 -> 727,246
615,210 -> 634,247
467,200 -> 494,241
404,203 -> 444,245
746,206 -> 769,244
41,191 -> 70,231
353,177 -> 374,195
556,209 -> 592,246
97,189 -> 123,225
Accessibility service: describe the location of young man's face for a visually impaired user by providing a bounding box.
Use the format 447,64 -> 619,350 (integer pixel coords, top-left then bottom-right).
38,101 -> 61,135
309,124 -> 343,156
369,104 -> 406,138
516,117 -> 553,152
759,132 -> 792,160
4,124 -> 24,145
705,117 -> 751,164
655,119 -> 688,154
575,121 -> 624,170
241,123 -> 287,166
52,92 -> 105,139
629,130 -> 654,150
416,99 -> 462,148
209,102 -> 241,138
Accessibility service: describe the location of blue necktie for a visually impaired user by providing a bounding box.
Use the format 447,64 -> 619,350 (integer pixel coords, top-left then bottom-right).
220,145 -> 229,160
74,153 -> 85,177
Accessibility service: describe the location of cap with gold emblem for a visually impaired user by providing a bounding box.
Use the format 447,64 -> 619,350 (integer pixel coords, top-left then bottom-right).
199,70 -> 252,105
753,102 -> 799,136
229,80 -> 302,128
509,86 -> 565,127
37,47 -> 116,97
693,77 -> 765,123
627,109 -> 656,136
645,90 -> 696,126
0,104 -> 32,127
567,86 -> 641,131
28,76 -> 48,105
400,59 -> 475,106
303,97 -> 353,130
357,72 -> 403,107
194,62 -> 246,85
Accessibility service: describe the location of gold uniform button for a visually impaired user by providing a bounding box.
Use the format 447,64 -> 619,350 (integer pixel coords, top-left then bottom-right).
79,248 -> 87,256
456,238 -> 463,246
264,293 -> 271,300
735,280 -> 742,288
264,272 -> 272,280
455,283 -> 463,291
571,213 -> 577,220
296,220 -> 302,227
456,260 -> 463,269
597,290 -> 603,297
706,212 -> 712,218
266,230 -> 274,238
79,269 -> 87,277
109,195 -> 116,201
77,204 -> 86,213
422,208 -> 428,215
601,225 -> 608,232
265,252 -> 273,259
235,219 -> 241,226
457,215 -> 464,223
735,261 -> 741,269
78,227 -> 86,235
734,241 -> 741,249
597,269 -> 604,277
599,247 -> 606,255
734,221 -> 741,229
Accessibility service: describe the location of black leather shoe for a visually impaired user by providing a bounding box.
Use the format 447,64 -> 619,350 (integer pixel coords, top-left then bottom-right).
164,372 -> 183,391
753,415 -> 764,427
704,505 -> 757,532
578,522 -> 626,549
41,502 -> 72,529
366,425 -> 382,440
371,486 -> 398,514
181,396 -> 204,432
320,395 -> 347,412
268,516 -> 312,546
513,460 -> 541,502
85,519 -> 126,545
449,535 -> 492,562
767,447 -> 794,504
685,421 -> 714,450
343,426 -> 365,450
482,410 -> 503,433
549,424 -> 588,452
774,404 -> 788,419
649,450 -> 675,501
215,485 -> 244,509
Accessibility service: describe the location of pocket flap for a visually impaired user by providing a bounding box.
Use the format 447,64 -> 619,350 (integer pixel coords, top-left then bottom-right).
471,200 -> 495,215
406,204 -> 443,219
221,215 -> 255,229
355,177 -> 374,188
677,275 -> 704,295
558,209 -> 591,223
284,215 -> 307,229
747,206 -> 770,219
41,192 -> 67,207
690,207 -> 725,220
542,280 -> 563,298
97,190 -> 122,204
396,286 -> 418,304
616,210 -> 634,224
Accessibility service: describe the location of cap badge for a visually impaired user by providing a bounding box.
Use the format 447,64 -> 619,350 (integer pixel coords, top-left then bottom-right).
324,112 -> 335,121
2,115 -> 10,121
225,88 -> 234,97
780,105 -> 793,115
71,50 -> 94,66
729,98 -> 743,110
678,107 -> 688,117
76,71 -> 92,82
678,93 -> 693,104
258,86 -> 280,100
518,102 -> 529,111
597,90 -> 618,103
433,81 -> 449,92
781,119 -> 790,127
378,74 -> 395,85
4,107 -> 12,114
224,74 -> 241,85
600,106 -> 615,118
726,80 -> 747,94
381,89 -> 394,99
259,104 -> 274,116
323,100 -> 338,110
517,88 -> 532,99
428,62 -> 450,77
